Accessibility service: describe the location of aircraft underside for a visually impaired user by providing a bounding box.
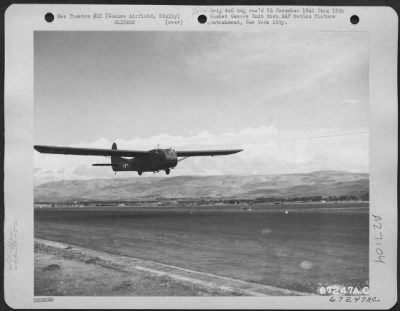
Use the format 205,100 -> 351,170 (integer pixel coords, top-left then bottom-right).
111,152 -> 178,175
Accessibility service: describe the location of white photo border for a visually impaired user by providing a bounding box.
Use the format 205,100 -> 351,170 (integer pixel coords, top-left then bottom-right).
4,4 -> 398,309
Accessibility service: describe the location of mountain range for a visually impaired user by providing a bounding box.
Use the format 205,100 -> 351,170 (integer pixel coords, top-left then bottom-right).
34,170 -> 369,202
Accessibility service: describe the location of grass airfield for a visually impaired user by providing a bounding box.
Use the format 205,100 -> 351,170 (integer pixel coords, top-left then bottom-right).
35,202 -> 368,295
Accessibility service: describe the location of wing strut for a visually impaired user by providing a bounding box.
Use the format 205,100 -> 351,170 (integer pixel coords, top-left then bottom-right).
178,156 -> 191,162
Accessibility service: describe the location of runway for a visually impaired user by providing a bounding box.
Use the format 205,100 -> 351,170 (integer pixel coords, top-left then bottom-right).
35,204 -> 369,294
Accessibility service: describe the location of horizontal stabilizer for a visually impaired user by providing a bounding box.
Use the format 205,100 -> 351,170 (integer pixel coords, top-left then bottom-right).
92,164 -> 112,166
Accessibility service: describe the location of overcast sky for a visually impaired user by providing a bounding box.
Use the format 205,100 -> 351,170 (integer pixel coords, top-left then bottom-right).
34,31 -> 368,182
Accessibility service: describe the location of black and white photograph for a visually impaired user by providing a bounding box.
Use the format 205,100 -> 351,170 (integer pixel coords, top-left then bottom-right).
33,30 -> 370,296
3,4 -> 398,309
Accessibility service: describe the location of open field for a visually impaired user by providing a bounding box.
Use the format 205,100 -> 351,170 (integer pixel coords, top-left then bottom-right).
35,203 -> 369,294
35,238 -> 307,296
35,245 -> 219,296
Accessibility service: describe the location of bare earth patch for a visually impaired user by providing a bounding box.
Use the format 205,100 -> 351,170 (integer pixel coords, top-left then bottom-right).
35,251 -> 220,296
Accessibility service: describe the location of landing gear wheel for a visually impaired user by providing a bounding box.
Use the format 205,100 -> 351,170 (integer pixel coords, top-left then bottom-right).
166,168 -> 170,175
138,171 -> 142,176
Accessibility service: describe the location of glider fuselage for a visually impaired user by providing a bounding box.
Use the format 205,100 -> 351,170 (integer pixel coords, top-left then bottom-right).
112,148 -> 178,173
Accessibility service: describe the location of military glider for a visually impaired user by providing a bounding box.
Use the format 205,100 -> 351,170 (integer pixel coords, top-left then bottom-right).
34,143 -> 243,175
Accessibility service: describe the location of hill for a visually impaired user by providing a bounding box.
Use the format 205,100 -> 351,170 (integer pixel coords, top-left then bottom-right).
34,171 -> 369,202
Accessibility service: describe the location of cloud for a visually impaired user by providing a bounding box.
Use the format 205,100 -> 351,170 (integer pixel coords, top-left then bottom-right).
185,32 -> 368,102
34,126 -> 369,183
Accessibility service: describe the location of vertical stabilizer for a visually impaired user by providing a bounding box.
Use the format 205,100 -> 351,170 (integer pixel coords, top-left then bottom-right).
111,142 -> 120,171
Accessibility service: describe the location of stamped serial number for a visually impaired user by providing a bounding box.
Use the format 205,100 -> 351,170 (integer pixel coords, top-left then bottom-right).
319,286 -> 369,295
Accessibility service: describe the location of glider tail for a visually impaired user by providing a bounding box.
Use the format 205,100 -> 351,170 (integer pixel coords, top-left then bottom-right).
111,142 -> 121,171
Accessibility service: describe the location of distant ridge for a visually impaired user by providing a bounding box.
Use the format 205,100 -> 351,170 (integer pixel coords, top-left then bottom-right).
34,170 -> 369,202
